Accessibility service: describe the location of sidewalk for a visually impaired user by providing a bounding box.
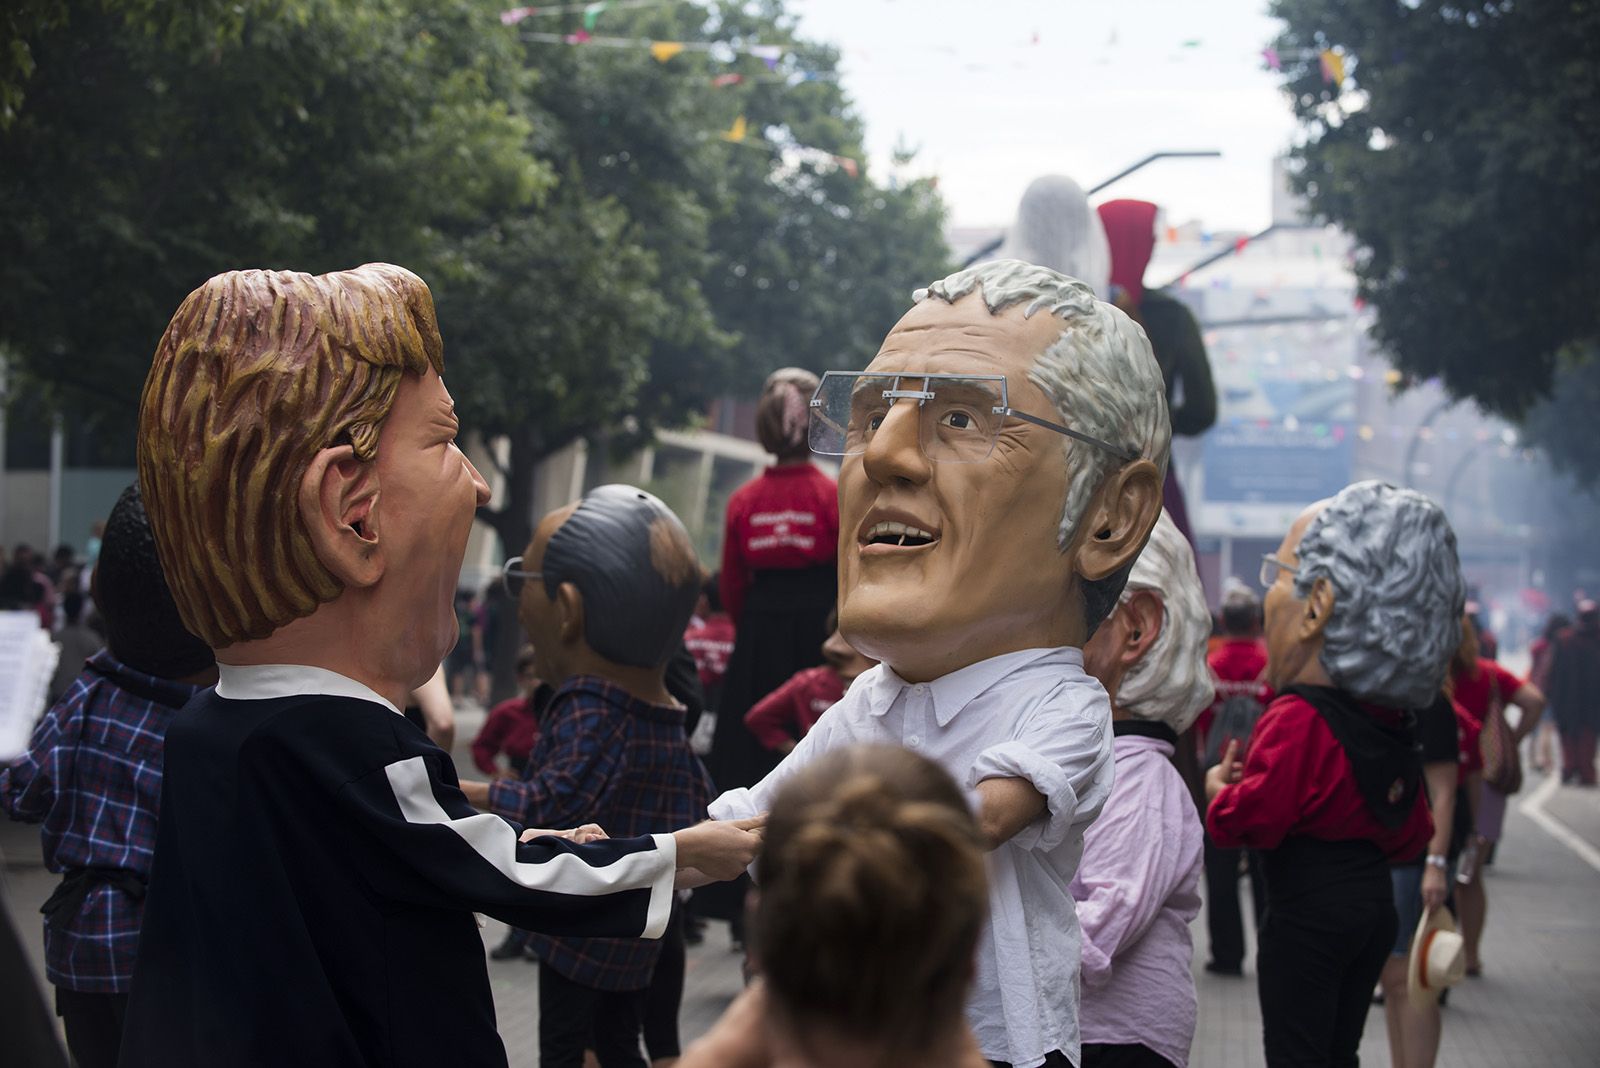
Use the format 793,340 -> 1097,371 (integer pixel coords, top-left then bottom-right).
5,746 -> 1598,1064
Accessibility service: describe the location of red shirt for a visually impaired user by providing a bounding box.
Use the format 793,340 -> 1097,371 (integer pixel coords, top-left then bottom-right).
683,613 -> 736,691
743,666 -> 845,751
1206,693 -> 1433,861
1453,699 -> 1484,778
719,464 -> 839,624
470,696 -> 541,775
1449,658 -> 1524,724
1199,638 -> 1273,746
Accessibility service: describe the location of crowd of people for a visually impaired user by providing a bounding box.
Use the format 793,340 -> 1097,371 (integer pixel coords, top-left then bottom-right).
0,250 -> 1594,1068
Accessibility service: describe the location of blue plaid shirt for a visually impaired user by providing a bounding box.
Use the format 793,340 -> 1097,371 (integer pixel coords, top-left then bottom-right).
487,675 -> 710,991
0,650 -> 202,992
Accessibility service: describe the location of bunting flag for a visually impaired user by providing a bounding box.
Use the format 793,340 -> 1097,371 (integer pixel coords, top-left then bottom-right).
650,40 -> 684,62
834,155 -> 858,178
518,31 -> 789,69
501,6 -> 536,25
711,73 -> 744,87
722,115 -> 748,143
583,2 -> 606,31
1262,46 -> 1281,71
1320,49 -> 1346,85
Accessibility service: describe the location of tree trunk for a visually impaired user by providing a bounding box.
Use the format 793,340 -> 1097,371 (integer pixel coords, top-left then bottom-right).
480,429 -> 541,705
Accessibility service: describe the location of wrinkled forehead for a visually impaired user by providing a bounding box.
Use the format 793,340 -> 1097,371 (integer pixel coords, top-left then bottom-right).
865,295 -> 1067,384
1281,500 -> 1330,564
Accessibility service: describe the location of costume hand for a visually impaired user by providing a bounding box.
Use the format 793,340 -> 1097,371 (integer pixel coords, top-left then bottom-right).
1204,740 -> 1243,802
673,816 -> 766,882
1420,863 -> 1448,912
519,824 -> 609,845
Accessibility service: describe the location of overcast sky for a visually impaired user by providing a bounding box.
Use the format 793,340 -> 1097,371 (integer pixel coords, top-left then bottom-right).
787,0 -> 1299,232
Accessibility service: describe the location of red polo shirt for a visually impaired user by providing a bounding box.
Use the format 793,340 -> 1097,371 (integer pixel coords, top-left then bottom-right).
1207,693 -> 1433,861
743,666 -> 845,751
719,463 -> 838,624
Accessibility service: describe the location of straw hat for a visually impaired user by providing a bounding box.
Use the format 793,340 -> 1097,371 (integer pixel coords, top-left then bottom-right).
1408,906 -> 1467,1006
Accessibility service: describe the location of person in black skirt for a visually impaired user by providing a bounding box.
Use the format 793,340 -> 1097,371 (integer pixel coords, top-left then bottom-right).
701,367 -> 839,936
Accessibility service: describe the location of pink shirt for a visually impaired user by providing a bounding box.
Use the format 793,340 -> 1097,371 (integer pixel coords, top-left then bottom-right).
1070,732 -> 1203,1067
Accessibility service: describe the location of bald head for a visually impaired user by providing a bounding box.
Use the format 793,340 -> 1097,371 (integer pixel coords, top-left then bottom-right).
540,485 -> 701,669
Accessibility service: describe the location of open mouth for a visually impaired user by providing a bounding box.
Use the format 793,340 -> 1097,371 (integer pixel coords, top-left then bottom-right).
862,521 -> 938,549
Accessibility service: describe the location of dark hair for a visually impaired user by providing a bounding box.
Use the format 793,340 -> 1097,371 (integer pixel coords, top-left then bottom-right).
0,565 -> 43,610
703,571 -> 722,614
515,644 -> 537,674
754,745 -> 986,1059
92,484 -> 215,679
1543,614 -> 1572,642
1221,599 -> 1260,636
62,591 -> 85,625
542,485 -> 701,669
756,368 -> 819,460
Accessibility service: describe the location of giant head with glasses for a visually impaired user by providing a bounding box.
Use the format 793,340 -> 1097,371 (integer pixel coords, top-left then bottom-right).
811,258 -> 1171,680
1258,480 -> 1464,708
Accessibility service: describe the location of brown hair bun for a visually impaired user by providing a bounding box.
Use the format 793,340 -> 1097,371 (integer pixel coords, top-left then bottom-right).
755,367 -> 820,460
754,744 -> 987,1059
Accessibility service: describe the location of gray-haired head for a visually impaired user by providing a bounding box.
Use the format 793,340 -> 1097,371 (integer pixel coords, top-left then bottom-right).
1293,480 -> 1465,708
914,259 -> 1171,633
1116,510 -> 1215,732
996,175 -> 1112,299
542,484 -> 701,669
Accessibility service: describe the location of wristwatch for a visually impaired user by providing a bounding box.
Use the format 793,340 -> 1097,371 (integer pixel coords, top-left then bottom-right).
1424,854 -> 1449,870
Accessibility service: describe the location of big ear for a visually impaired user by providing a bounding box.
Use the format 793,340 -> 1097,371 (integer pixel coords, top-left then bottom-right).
555,581 -> 586,649
1119,589 -> 1165,668
1298,576 -> 1336,642
1073,458 -> 1164,582
298,445 -> 383,589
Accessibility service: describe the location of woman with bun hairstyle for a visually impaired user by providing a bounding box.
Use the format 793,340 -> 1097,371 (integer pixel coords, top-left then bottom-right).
701,368 -> 839,934
682,744 -> 990,1068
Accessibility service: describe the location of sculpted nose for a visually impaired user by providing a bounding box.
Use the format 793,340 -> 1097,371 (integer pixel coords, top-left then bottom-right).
466,456 -> 492,506
861,400 -> 932,487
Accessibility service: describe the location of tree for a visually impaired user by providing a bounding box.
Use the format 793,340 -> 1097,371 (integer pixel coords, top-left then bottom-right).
1269,0 -> 1600,425
1520,349 -> 1600,492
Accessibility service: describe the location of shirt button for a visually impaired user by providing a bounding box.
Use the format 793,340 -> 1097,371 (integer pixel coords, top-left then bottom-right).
907,734 -> 922,749
912,684 -> 926,695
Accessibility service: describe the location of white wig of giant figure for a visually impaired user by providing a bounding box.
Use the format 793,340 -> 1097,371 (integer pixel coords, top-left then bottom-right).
1113,510 -> 1216,733
1291,480 -> 1465,708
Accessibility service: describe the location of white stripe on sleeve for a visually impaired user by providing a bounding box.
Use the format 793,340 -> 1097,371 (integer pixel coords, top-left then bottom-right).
383,756 -> 676,938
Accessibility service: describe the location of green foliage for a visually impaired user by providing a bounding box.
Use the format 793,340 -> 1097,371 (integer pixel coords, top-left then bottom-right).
1520,348 -> 1600,492
0,0 -> 952,553
1270,0 -> 1600,420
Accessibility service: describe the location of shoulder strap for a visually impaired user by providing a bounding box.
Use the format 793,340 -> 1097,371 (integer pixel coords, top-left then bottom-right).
1282,685 -> 1422,830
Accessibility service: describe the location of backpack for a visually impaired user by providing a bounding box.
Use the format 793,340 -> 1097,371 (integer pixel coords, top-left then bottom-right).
1205,675 -> 1267,768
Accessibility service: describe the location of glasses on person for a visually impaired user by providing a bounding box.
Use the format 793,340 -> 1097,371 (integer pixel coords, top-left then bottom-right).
808,371 -> 1139,465
501,556 -> 543,600
1259,554 -> 1300,588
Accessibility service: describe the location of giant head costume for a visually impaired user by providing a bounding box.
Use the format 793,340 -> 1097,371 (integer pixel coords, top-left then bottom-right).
137,264 -> 489,688
1083,509 -> 1215,733
513,484 -> 702,683
1262,480 -> 1464,709
811,259 -> 1171,682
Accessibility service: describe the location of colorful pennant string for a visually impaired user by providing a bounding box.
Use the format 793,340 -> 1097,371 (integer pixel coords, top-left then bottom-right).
650,40 -> 685,62
1319,49 -> 1346,85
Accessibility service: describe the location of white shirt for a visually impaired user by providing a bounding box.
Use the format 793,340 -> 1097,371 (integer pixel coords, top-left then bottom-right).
709,647 -> 1115,1068
215,663 -> 402,715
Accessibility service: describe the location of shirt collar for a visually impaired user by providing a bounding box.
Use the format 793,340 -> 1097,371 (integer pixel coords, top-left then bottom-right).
214,663 -> 402,715
862,647 -> 1078,728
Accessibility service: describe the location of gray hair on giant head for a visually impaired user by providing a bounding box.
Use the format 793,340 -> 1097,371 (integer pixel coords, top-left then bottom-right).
1115,510 -> 1215,732
914,259 -> 1171,632
1293,480 -> 1465,709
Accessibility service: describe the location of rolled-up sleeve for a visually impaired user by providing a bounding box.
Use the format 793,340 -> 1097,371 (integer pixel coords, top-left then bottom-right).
969,700 -> 1111,853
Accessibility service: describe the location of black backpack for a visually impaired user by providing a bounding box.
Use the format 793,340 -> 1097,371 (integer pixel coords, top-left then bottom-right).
1205,674 -> 1267,768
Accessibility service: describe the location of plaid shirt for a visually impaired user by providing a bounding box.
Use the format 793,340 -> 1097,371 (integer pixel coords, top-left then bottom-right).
0,649 -> 202,992
487,675 -> 710,990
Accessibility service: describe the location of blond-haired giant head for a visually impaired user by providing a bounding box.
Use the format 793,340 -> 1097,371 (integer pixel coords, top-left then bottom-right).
138,264 -> 444,648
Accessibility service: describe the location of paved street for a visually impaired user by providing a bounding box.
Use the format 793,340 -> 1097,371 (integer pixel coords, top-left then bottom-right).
6,712 -> 1599,1065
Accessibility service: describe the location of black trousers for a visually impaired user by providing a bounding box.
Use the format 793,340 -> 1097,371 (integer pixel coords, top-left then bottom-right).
641,906 -> 687,1060
1204,836 -> 1265,970
1256,896 -> 1395,1067
989,1052 -> 1075,1068
55,987 -> 127,1068
539,963 -> 647,1068
1081,1044 -> 1177,1068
